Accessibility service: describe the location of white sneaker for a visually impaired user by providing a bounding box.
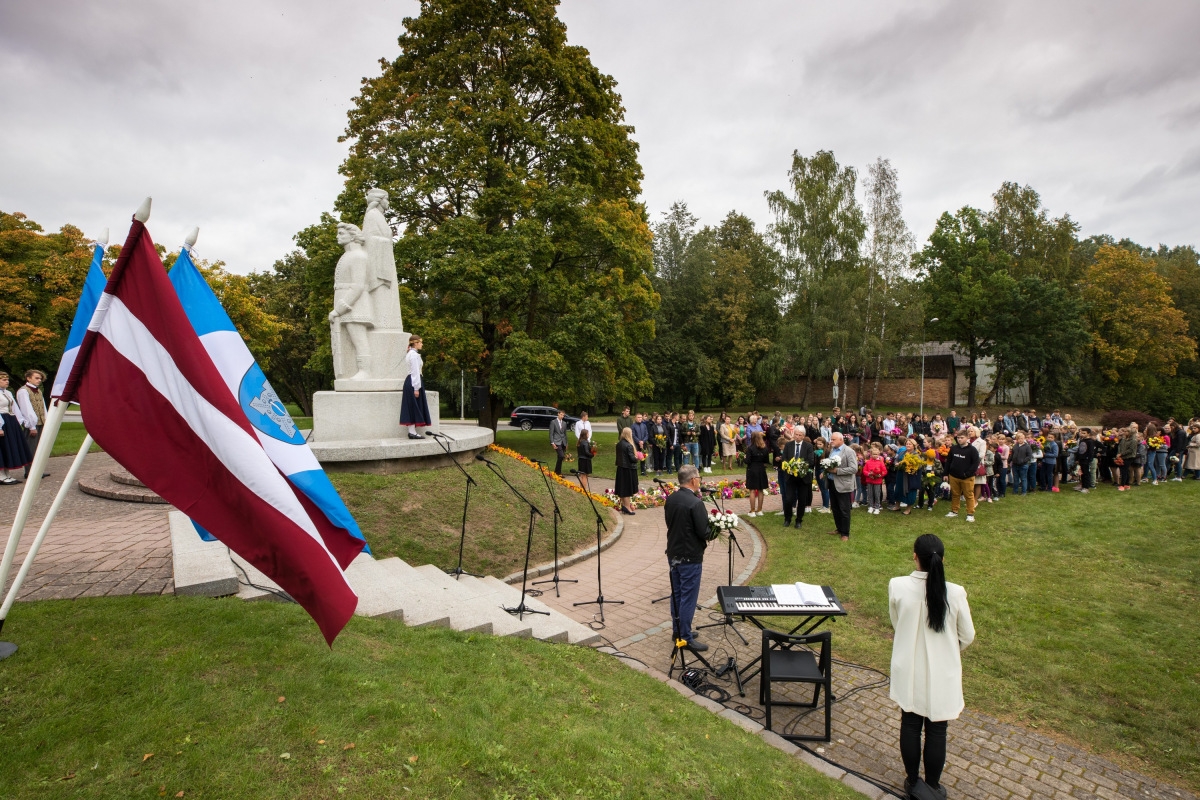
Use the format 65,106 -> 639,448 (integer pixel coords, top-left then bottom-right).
987,498 -> 993,503
818,507 -> 831,514
851,502 -> 860,509
899,503 -> 908,509
966,515 -> 975,522
805,507 -> 812,513
1152,480 -> 1159,485
945,512 -> 958,518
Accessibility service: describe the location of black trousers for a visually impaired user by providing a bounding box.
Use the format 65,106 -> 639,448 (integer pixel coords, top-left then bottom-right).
900,711 -> 948,787
1079,459 -> 1095,489
829,482 -> 851,536
553,444 -> 565,475
795,479 -> 813,526
781,475 -> 798,521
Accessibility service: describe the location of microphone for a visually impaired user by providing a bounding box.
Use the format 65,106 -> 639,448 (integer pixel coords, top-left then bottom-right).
653,477 -> 670,485
474,453 -> 495,464
528,458 -> 542,464
569,469 -> 580,475
700,487 -> 717,495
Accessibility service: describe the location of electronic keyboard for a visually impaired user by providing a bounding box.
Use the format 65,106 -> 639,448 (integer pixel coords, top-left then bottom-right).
717,585 -> 845,617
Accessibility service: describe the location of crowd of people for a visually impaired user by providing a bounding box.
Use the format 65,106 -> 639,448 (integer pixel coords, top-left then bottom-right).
569,403 -> 1200,524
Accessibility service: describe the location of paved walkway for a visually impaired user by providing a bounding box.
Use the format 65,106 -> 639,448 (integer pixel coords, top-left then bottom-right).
533,476 -> 1197,800
0,453 -> 173,601
3,459 -> 1195,800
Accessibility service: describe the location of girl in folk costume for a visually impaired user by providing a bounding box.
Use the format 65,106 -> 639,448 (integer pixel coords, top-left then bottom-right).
0,372 -> 34,484
400,335 -> 432,439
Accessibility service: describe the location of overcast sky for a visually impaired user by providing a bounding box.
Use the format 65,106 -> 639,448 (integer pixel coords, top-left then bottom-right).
2,0 -> 1198,273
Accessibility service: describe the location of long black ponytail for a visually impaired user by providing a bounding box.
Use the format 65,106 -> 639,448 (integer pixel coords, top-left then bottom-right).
914,533 -> 948,633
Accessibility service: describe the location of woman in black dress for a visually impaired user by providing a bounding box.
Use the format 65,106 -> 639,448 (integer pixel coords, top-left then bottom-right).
698,415 -> 716,474
614,428 -> 639,515
576,429 -> 595,491
744,431 -> 770,517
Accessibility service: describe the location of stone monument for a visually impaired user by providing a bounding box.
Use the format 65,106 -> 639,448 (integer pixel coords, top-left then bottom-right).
312,189 -> 441,443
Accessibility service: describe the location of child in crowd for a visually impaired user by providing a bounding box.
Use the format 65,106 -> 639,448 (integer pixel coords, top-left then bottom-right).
982,442 -> 996,502
862,443 -> 887,515
918,449 -> 942,510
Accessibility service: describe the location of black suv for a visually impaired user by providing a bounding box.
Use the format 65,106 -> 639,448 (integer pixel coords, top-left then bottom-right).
508,406 -> 581,431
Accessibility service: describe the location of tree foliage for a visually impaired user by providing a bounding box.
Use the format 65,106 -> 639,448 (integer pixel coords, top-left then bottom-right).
1080,245 -> 1196,406
0,211 -> 95,381
334,0 -> 656,428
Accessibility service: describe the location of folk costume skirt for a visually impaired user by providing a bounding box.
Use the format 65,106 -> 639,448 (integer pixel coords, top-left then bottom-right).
399,377 -> 432,427
0,413 -> 33,469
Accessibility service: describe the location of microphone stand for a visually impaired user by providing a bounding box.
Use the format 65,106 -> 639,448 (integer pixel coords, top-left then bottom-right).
649,477 -> 676,605
532,465 -> 577,597
480,457 -> 549,619
429,432 -> 481,579
694,487 -> 748,646
572,470 -> 623,622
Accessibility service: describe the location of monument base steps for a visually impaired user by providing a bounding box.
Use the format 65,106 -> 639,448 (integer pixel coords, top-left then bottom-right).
169,511 -> 593,645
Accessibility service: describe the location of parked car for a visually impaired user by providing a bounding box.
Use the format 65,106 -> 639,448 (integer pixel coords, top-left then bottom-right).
508,406 -> 581,432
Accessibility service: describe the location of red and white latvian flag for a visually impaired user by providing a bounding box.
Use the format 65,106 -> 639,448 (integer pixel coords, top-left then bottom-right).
58,216 -> 364,645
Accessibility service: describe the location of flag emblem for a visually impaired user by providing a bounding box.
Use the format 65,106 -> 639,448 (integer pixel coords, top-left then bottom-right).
240,365 -> 301,443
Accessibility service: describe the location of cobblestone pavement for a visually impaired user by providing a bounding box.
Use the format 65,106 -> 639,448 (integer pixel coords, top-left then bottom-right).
0,452 -> 173,601
535,474 -> 1197,800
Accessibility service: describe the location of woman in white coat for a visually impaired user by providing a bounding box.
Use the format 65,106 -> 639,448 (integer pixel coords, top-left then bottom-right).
889,534 -> 975,798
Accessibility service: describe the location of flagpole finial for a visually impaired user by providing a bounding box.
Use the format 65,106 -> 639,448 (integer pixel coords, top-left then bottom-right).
184,227 -> 199,249
134,197 -> 152,223
99,228 -> 109,247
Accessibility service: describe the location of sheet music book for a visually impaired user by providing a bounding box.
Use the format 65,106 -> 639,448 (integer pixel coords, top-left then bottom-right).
771,582 -> 830,605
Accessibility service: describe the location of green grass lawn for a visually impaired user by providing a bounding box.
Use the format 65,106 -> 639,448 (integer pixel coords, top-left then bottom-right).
0,596 -> 858,799
330,452 -> 609,579
753,484 -> 1200,790
50,422 -> 105,458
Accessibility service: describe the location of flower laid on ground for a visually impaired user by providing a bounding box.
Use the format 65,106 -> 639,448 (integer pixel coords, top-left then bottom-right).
706,508 -> 739,540
486,444 -> 616,507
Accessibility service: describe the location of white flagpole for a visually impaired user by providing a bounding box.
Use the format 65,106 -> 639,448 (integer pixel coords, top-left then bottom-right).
0,434 -> 93,634
0,398 -> 70,620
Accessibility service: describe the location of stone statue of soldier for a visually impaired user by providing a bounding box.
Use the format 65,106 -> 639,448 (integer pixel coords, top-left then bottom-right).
328,222 -> 373,380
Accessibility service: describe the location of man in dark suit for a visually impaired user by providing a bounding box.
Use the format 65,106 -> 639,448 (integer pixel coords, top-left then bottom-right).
549,409 -> 568,475
777,426 -> 816,527
662,412 -> 679,473
665,464 -> 710,652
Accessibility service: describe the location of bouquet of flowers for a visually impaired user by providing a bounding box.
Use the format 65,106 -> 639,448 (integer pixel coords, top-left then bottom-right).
707,508 -> 739,540
633,449 -> 644,461
819,456 -> 840,471
780,457 -> 812,478
936,445 -> 950,459
901,452 -> 924,474
922,468 -> 941,489
1148,436 -> 1166,450
654,433 -> 667,449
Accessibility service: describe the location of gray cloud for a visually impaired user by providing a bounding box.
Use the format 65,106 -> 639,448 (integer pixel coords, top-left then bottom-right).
1,0 -> 1196,276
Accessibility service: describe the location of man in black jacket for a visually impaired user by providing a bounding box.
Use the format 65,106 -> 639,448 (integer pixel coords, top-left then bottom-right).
944,431 -> 981,522
665,464 -> 710,652
1074,428 -> 1096,492
777,426 -> 816,528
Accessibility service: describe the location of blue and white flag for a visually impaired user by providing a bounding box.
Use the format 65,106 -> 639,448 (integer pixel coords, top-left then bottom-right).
167,245 -> 369,553
51,240 -> 107,399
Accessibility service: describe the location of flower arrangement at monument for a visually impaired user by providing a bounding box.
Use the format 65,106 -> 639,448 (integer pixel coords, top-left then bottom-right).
486,444 -> 615,506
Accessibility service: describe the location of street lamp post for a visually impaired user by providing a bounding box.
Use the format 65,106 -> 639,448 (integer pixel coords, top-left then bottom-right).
920,318 -> 939,418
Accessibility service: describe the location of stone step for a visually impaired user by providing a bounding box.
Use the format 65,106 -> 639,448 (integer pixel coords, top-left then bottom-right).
406,563 -> 535,638
344,553 -> 406,621
168,511 -> 238,597
433,569 -> 602,646
370,558 -> 453,629
227,550 -> 291,603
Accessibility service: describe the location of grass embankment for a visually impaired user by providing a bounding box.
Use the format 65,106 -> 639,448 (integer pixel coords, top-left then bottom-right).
0,596 -> 858,799
330,453 -> 608,578
753,485 -> 1200,790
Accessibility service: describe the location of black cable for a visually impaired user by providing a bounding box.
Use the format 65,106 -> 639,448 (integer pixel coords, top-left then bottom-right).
796,743 -> 906,799
228,548 -> 295,604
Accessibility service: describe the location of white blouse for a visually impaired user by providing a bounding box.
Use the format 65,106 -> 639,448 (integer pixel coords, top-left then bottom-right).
889,571 -> 975,721
406,348 -> 423,390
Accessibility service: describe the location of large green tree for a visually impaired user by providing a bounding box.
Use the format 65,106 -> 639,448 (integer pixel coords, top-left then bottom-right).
334,0 -> 655,428
915,207 -> 1012,408
765,150 -> 867,408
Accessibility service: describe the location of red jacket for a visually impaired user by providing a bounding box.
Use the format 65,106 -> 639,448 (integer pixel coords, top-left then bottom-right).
862,455 -> 887,484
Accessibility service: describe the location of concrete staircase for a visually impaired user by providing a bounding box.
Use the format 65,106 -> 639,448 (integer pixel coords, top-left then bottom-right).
170,511 -> 600,646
